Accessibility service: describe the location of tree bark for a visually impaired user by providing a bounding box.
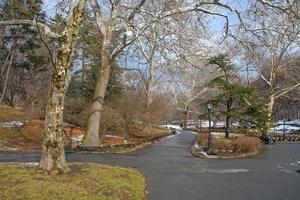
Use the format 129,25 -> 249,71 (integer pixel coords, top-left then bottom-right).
39,0 -> 86,171
225,97 -> 232,138
145,79 -> 153,112
225,116 -> 230,139
183,106 -> 189,129
266,94 -> 275,130
39,72 -> 71,171
81,29 -> 112,147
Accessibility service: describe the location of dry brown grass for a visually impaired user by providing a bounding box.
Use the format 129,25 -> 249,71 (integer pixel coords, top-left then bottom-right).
196,133 -> 261,155
0,105 -> 168,150
233,137 -> 262,153
0,106 -> 27,122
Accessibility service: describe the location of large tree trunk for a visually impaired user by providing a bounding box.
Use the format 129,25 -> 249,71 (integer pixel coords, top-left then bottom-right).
145,79 -> 153,112
266,94 -> 275,130
39,0 -> 86,171
82,30 -> 112,147
39,72 -> 71,171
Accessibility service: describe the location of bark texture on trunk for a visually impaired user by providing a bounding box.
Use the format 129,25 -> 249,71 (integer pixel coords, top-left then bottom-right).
266,94 -> 275,130
39,72 -> 71,171
82,30 -> 112,146
39,0 -> 86,171
145,79 -> 153,112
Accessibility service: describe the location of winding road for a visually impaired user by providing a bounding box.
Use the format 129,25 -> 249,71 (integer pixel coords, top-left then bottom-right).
1,131 -> 300,200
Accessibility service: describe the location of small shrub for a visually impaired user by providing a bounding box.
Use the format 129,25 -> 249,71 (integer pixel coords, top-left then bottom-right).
196,133 -> 261,155
233,136 -> 261,153
196,133 -> 208,148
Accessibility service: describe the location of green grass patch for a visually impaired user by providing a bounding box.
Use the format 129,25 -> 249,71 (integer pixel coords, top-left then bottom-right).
0,163 -> 146,200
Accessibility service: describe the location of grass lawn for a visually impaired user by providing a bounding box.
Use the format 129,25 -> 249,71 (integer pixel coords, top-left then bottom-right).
0,163 -> 146,200
210,132 -> 243,139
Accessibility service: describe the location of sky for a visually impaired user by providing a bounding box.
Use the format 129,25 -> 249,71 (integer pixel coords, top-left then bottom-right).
42,0 -> 58,17
42,0 -> 249,28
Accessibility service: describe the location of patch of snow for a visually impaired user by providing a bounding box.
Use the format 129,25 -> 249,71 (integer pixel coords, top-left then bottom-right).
274,125 -> 300,132
199,168 -> 250,173
63,122 -> 76,128
24,162 -> 39,167
0,121 -> 23,128
105,134 -> 124,139
194,142 -> 203,150
215,121 -> 226,128
70,134 -> 84,142
161,124 -> 183,130
277,119 -> 300,126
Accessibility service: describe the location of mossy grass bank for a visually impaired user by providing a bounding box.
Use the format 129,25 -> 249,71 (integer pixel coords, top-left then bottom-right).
0,163 -> 146,200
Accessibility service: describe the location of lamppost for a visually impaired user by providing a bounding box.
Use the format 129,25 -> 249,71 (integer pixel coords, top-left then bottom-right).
283,118 -> 286,141
207,102 -> 214,155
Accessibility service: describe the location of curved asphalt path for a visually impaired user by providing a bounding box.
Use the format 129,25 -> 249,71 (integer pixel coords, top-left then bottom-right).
1,131 -> 300,200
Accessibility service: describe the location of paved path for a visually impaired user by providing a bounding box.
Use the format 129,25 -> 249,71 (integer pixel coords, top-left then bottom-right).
1,131 -> 300,200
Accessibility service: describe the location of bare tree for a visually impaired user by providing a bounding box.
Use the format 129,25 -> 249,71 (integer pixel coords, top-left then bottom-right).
82,0 -> 243,146
0,0 -> 87,171
166,59 -> 218,128
237,3 -> 300,128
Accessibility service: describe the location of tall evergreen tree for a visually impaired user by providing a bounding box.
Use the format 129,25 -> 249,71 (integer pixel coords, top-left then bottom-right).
208,55 -> 268,137
0,0 -> 49,106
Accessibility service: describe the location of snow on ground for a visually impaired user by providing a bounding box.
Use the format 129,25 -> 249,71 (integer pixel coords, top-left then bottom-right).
105,135 -> 124,139
70,134 -> 84,142
274,125 -> 300,132
277,119 -> 300,126
161,125 -> 183,130
0,121 -> 24,128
